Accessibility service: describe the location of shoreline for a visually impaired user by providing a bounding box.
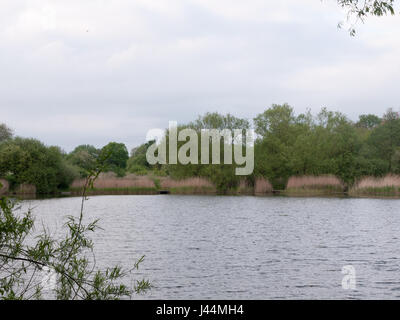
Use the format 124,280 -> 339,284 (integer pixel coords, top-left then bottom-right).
7,190 -> 400,200
4,174 -> 400,200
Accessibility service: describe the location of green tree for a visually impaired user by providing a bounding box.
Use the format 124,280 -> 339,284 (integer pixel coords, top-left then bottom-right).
254,106 -> 367,190
100,142 -> 129,177
166,113 -> 250,193
254,104 -> 299,189
127,141 -> 156,175
191,112 -> 250,131
356,114 -> 382,129
67,145 -> 100,177
0,138 -> 77,194
311,108 -> 364,189
0,124 -> 13,143
367,108 -> 400,172
289,111 -> 321,176
254,103 -> 296,143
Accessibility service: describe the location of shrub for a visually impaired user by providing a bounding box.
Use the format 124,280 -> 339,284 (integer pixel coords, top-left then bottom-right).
0,138 -> 77,194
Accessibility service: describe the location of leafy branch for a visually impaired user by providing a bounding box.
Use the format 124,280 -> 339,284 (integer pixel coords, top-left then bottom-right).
0,155 -> 151,300
336,0 -> 396,35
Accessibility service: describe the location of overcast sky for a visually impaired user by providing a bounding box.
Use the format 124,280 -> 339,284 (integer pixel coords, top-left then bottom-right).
1,0 -> 400,152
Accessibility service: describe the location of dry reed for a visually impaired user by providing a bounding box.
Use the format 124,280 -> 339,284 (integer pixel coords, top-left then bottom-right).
0,179 -> 9,195
71,174 -> 155,190
286,175 -> 343,189
237,179 -> 254,194
254,178 -> 273,194
16,183 -> 36,195
285,175 -> 343,196
160,177 -> 216,194
350,175 -> 400,197
354,175 -> 400,189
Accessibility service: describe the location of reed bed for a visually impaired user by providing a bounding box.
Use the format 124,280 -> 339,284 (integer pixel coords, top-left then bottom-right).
237,179 -> 254,194
0,179 -> 9,195
15,184 -> 37,195
0,180 -> 36,196
285,175 -> 343,195
254,178 -> 273,194
350,175 -> 400,197
160,177 -> 216,194
71,175 -> 155,189
70,174 -> 157,195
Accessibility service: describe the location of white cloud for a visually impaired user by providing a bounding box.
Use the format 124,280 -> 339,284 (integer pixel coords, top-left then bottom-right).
190,0 -> 335,23
1,0 -> 400,150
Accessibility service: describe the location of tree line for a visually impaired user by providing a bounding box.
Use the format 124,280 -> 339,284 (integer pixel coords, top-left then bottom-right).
130,105 -> 400,191
1,104 -> 400,194
0,128 -> 129,194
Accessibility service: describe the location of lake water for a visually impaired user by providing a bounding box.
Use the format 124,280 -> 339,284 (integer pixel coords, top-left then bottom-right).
20,195 -> 400,300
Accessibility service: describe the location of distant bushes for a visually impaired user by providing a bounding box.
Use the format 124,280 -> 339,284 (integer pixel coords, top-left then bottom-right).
0,128 -> 133,194
252,105 -> 400,191
0,123 -> 13,142
67,144 -> 100,178
68,142 -> 129,178
0,137 -> 78,194
100,142 -> 129,177
3,104 -> 400,196
126,140 -> 155,174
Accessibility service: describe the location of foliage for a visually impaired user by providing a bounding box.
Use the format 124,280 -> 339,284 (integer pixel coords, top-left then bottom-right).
100,142 -> 129,177
0,138 -> 78,194
356,114 -> 382,129
253,105 -> 386,190
190,112 -> 250,131
366,108 -> 400,172
338,0 -> 395,17
67,145 -> 100,178
127,140 -> 155,175
337,0 -> 396,35
128,106 -> 400,192
67,143 -> 132,179
2,104 -> 400,193
165,112 -> 249,193
0,123 -> 13,143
